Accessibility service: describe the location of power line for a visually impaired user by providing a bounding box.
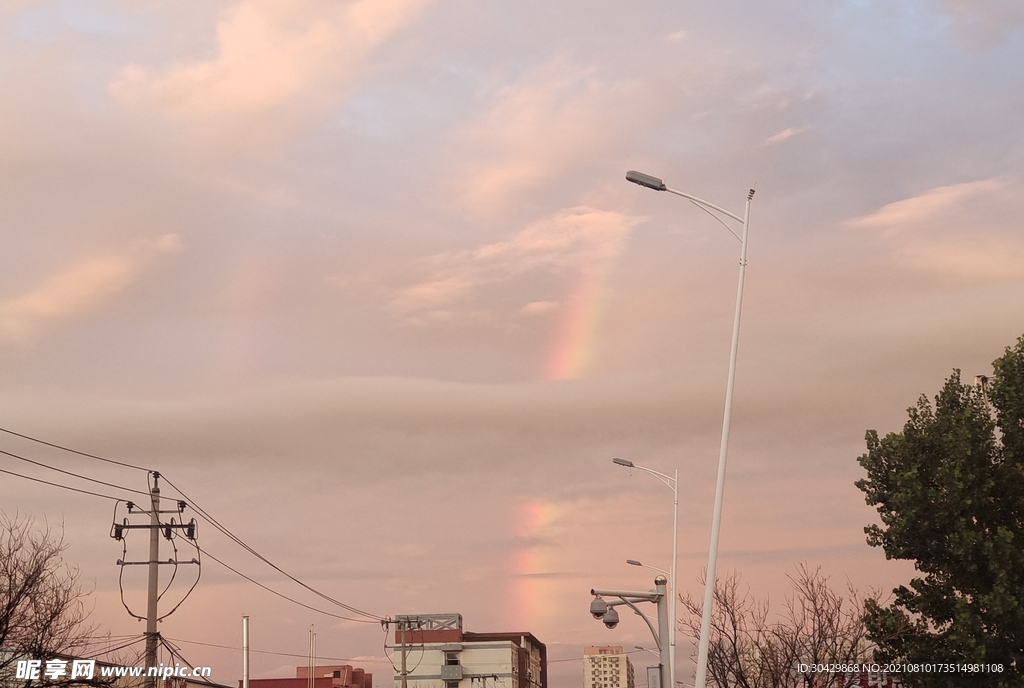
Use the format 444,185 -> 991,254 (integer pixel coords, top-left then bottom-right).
158,636 -> 219,686
0,425 -> 382,624
0,447 -> 150,497
162,474 -> 382,622
0,465 -> 123,501
197,545 -> 376,623
164,637 -> 393,664
0,425 -> 150,471
91,634 -> 149,659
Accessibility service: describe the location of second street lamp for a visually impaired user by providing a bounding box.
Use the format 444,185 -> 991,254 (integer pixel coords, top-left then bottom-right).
627,559 -> 669,577
626,170 -> 754,688
613,459 -> 678,687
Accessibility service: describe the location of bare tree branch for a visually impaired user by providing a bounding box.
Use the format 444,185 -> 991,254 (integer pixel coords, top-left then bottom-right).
0,513 -> 122,688
681,566 -> 877,688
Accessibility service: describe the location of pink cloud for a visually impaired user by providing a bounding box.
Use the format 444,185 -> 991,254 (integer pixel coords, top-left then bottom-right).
110,0 -> 433,135
453,61 -> 643,211
0,235 -> 182,341
845,178 -> 1006,230
391,207 -> 636,320
845,178 -> 1024,283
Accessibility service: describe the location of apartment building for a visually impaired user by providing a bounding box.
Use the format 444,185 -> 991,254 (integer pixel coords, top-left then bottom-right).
387,614 -> 546,688
583,646 -> 634,688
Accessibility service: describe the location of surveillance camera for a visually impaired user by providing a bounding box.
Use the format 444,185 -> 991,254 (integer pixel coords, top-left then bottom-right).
590,597 -> 608,619
602,607 -> 619,629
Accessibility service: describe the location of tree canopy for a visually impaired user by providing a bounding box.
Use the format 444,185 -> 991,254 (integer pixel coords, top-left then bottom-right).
680,565 -> 870,688
856,336 -> 1024,686
0,514 -> 103,686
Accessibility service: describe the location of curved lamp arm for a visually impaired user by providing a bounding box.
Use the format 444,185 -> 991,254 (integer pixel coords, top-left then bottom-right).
608,597 -> 661,651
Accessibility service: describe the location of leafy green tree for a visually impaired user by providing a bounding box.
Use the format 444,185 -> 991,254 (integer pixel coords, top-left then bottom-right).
856,336 -> 1024,687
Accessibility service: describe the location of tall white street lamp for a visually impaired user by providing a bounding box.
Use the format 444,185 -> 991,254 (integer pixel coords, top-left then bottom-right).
613,458 -> 678,687
625,170 -> 754,688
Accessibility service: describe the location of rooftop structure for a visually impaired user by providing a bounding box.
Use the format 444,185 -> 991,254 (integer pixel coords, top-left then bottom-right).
388,614 -> 546,688
240,665 -> 372,688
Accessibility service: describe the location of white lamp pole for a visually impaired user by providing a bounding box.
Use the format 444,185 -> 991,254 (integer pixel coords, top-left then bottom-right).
625,170 -> 754,688
613,459 -> 678,687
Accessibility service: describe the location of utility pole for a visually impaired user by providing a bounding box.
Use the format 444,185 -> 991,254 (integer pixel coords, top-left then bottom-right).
308,625 -> 316,688
145,474 -> 161,688
242,616 -> 250,688
400,618 -> 408,688
111,471 -> 199,688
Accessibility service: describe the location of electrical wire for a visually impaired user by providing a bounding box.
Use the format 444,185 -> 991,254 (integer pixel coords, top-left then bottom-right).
77,633 -> 143,648
0,424 -> 151,471
162,474 -> 382,622
197,545 -> 375,623
91,634 -> 149,659
0,448 -> 150,496
158,636 -> 218,686
382,625 -> 399,673
2,424 -> 382,625
404,639 -> 425,676
117,537 -> 146,622
111,499 -> 202,624
158,532 -> 179,602
407,639 -> 425,675
0,448 -> 149,497
89,636 -> 146,655
0,465 -> 122,501
157,528 -> 201,622
380,621 -> 426,676
163,637 -> 393,664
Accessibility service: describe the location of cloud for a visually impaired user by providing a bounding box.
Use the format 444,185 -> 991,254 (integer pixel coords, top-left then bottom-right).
845,178 -> 1005,230
844,178 -> 1024,283
453,61 -> 641,211
521,301 -> 558,315
391,207 -> 636,321
762,125 -> 807,146
937,0 -> 1024,48
109,0 -> 432,136
0,235 -> 182,340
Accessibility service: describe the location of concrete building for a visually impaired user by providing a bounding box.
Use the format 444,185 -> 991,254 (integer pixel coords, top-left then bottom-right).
387,614 -> 546,688
582,647 -> 633,688
241,665 -> 372,688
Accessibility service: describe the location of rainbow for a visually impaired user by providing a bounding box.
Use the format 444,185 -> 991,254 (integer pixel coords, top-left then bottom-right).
544,217 -> 631,380
508,501 -> 559,631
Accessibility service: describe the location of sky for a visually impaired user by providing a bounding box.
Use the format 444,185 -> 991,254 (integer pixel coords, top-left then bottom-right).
1,0 -> 1023,686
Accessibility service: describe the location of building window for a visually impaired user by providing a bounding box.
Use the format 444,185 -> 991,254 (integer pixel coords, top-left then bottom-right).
445,653 -> 460,666
446,682 -> 459,688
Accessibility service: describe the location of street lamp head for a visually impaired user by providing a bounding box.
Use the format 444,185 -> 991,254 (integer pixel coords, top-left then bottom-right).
626,559 -> 642,567
626,170 -> 666,192
612,458 -> 634,468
